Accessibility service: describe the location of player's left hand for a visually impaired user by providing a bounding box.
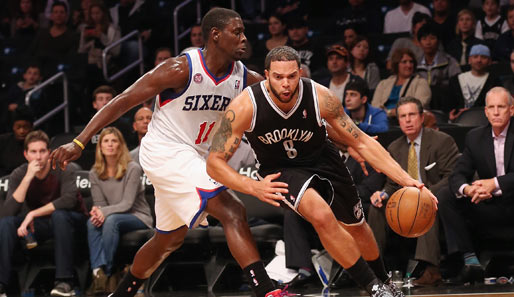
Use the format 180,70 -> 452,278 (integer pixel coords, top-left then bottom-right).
249,172 -> 288,207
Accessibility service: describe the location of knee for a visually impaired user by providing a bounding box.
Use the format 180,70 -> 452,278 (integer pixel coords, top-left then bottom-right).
51,209 -> 68,223
86,219 -> 97,232
218,199 -> 247,226
307,207 -> 334,231
102,216 -> 118,233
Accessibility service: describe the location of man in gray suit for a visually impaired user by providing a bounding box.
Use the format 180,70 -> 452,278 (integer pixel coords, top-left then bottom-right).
368,97 -> 460,286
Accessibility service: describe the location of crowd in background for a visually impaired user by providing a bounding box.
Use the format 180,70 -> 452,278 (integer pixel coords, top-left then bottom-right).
1,0 -> 514,296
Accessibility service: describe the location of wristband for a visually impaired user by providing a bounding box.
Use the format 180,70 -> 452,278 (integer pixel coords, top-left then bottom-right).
73,138 -> 85,150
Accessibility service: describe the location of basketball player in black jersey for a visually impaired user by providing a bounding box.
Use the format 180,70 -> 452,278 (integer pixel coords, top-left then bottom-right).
206,46 -> 438,297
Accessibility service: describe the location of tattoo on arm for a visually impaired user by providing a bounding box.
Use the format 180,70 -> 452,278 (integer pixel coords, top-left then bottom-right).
211,110 -> 239,160
323,92 -> 359,139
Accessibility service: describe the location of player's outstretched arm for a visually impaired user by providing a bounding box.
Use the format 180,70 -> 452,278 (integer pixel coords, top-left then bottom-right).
206,91 -> 288,207
50,56 -> 189,170
316,83 -> 424,189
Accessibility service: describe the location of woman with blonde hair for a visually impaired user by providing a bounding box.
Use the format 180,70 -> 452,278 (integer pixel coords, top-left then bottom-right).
446,9 -> 482,66
87,127 -> 152,295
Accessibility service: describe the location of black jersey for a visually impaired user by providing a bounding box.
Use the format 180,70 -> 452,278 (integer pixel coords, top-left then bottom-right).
245,78 -> 328,172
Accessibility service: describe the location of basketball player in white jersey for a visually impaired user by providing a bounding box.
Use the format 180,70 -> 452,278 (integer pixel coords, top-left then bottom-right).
206,46 -> 438,297
49,8 -> 286,297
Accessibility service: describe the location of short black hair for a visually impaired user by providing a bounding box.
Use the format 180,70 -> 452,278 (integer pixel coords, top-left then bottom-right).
264,46 -> 301,70
345,79 -> 369,98
412,12 -> 431,27
417,22 -> 439,41
51,1 -> 67,13
396,96 -> 424,115
201,7 -> 241,43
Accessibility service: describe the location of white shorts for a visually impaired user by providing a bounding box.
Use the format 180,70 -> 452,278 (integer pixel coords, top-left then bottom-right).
139,138 -> 226,232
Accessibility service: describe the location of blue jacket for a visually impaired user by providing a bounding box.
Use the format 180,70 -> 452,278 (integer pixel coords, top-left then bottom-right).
344,103 -> 389,135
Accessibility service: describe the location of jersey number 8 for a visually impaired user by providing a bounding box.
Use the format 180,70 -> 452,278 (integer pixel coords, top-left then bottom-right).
283,140 -> 297,159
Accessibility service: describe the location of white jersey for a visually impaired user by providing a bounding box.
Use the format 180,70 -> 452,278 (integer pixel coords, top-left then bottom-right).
144,48 -> 248,157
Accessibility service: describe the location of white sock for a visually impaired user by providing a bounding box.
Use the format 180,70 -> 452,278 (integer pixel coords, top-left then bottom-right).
93,268 -> 101,277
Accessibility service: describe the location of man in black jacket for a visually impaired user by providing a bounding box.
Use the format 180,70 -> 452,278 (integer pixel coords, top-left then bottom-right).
439,87 -> 514,284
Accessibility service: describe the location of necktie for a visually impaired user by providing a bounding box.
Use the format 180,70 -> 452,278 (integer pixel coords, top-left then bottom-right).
460,40 -> 467,65
408,141 -> 419,180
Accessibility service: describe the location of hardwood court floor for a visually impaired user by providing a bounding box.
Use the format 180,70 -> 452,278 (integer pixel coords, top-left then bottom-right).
148,283 -> 514,297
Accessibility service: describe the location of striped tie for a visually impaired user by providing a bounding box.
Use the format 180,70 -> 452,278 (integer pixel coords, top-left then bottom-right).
408,141 -> 418,180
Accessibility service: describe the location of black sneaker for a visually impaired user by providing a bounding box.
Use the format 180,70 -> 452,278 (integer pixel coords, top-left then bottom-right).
0,283 -> 6,297
385,278 -> 405,297
370,282 -> 394,297
50,282 -> 75,297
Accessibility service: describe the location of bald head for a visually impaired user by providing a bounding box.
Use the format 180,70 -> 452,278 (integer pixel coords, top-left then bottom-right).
133,107 -> 153,142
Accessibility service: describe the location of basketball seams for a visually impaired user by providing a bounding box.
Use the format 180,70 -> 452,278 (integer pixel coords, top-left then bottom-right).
406,188 -> 421,237
396,188 -> 407,235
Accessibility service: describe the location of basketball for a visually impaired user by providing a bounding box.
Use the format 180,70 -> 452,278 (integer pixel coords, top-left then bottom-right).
385,187 -> 436,238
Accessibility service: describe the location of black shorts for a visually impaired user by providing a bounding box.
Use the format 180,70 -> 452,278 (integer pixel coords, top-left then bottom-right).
258,143 -> 364,225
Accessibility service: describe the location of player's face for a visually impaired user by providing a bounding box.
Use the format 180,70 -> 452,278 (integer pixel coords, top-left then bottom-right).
24,140 -> 50,167
397,102 -> 424,141
344,90 -> 365,111
100,133 -> 120,157
133,108 -> 152,135
266,61 -> 301,104
485,92 -> 513,132
216,17 -> 247,60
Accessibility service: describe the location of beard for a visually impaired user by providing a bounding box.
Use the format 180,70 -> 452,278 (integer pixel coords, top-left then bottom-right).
268,81 -> 300,104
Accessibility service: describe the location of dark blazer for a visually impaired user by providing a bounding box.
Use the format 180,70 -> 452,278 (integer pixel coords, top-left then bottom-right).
384,127 -> 461,196
449,120 -> 514,197
446,73 -> 502,112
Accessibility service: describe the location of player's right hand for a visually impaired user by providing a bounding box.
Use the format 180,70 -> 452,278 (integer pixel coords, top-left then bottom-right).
250,172 -> 288,207
49,142 -> 83,170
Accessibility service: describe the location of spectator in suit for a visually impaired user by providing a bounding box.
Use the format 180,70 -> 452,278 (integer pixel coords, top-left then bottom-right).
446,9 -> 484,67
447,44 -> 502,121
372,48 -> 431,117
492,5 -> 514,62
344,79 -> 389,135
368,97 -> 460,286
129,107 -> 152,164
0,107 -> 34,177
0,130 -> 88,297
87,127 -> 152,295
502,50 -> 514,94
319,43 -> 366,103
438,87 -> 514,284
383,0 -> 431,34
416,22 -> 461,110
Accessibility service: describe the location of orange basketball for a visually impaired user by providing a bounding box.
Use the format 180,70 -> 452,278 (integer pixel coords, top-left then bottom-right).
385,187 -> 436,238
